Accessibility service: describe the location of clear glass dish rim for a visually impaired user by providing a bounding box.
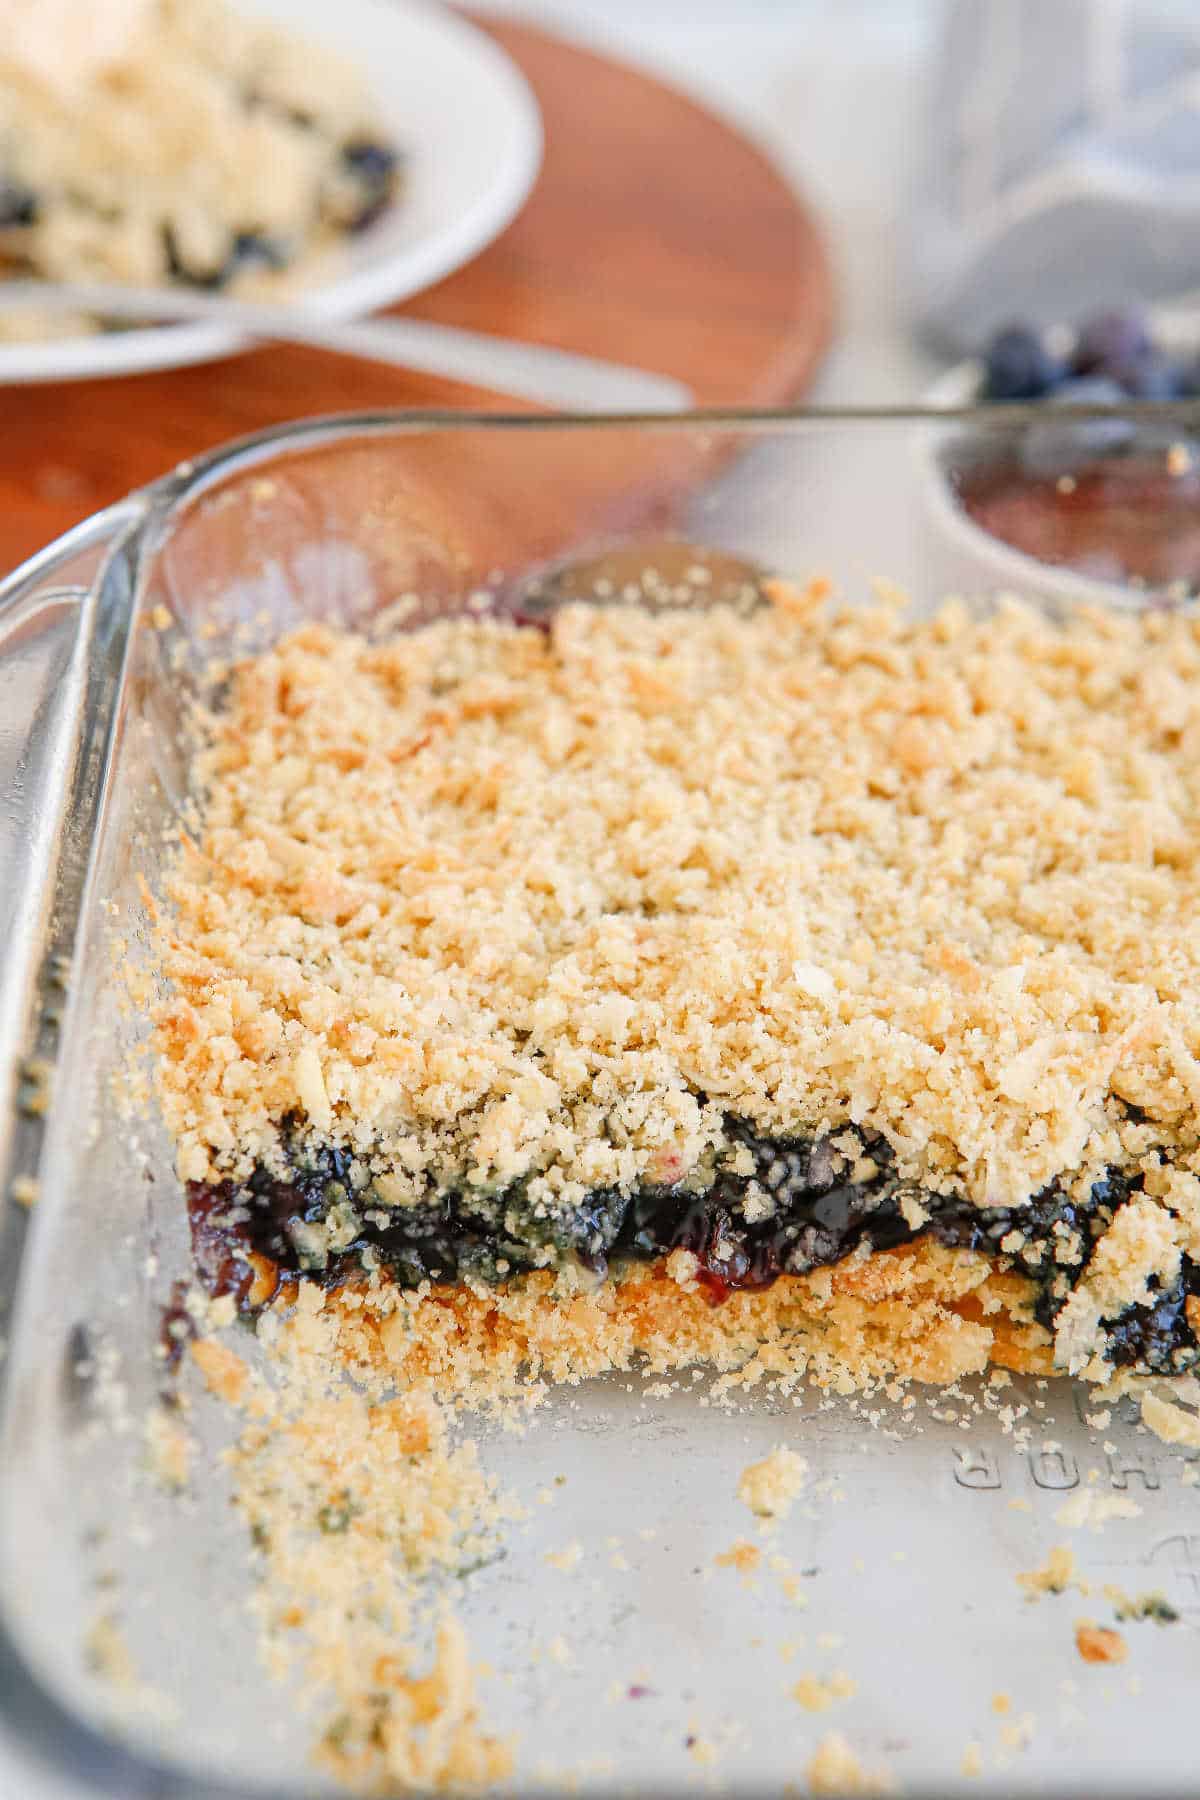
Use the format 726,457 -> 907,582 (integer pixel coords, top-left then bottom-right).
9,395 -> 1200,598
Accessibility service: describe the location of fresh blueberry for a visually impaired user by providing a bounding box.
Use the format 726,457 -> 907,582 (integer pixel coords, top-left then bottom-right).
0,180 -> 37,228
230,231 -> 287,272
342,138 -> 401,232
1116,351 -> 1183,400
342,140 -> 399,183
982,324 -> 1063,400
1018,375 -> 1134,479
1071,307 -> 1152,377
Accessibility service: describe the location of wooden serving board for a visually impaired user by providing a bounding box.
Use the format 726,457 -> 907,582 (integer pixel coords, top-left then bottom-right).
0,14 -> 833,575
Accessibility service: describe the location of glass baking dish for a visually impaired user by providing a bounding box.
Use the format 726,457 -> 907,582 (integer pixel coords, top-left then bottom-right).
2,408 -> 1199,1800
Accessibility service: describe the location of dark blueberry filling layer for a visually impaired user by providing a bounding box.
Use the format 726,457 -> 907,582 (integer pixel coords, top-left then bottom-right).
186,1115 -> 1200,1374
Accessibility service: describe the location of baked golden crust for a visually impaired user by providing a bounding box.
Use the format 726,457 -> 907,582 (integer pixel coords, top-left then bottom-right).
267,1240 -> 1048,1400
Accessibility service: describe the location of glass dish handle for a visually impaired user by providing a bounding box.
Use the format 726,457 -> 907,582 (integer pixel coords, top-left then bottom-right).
0,501 -> 145,1307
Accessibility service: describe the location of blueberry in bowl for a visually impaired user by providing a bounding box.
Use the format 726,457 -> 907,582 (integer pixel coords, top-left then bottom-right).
923,306 -> 1200,602
978,323 -> 1067,401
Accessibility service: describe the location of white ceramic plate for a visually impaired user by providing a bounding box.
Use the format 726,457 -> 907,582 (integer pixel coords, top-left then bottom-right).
0,0 -> 542,383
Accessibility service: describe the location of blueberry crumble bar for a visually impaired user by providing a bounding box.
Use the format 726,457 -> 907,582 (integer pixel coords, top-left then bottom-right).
0,0 -> 400,334
155,581 -> 1200,1391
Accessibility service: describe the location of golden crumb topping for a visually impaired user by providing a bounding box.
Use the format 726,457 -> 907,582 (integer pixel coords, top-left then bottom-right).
154,593 -> 1200,1217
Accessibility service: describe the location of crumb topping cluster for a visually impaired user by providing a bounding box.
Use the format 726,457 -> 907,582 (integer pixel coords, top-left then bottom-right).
156,588 -> 1200,1236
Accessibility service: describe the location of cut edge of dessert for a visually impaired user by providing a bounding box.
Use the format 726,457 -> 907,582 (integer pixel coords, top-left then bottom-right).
183,1106 -> 1200,1392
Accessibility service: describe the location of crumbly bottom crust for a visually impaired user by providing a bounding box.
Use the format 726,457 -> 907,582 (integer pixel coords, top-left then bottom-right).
273,1240 -> 1055,1407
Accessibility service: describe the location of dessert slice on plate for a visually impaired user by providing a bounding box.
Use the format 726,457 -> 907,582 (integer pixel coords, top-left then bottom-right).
0,0 -> 401,326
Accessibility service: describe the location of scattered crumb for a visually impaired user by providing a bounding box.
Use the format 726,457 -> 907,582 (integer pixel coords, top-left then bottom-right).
960,1739 -> 984,1778
10,1175 -> 38,1209
83,1612 -> 175,1724
545,1543 -> 583,1573
1075,1622 -> 1128,1666
792,1672 -> 857,1713
715,1540 -> 762,1575
84,1614 -> 138,1689
1007,1498 -> 1032,1513
999,1712 -> 1036,1752
990,1692 -> 1010,1716
224,1336 -> 516,1794
1053,1489 -> 1142,1531
316,1618 -> 512,1793
738,1447 -> 808,1522
143,1408 -> 191,1491
1142,1392 -> 1200,1449
1103,1586 -> 1180,1625
1017,1545 -> 1076,1599
805,1730 -> 894,1795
